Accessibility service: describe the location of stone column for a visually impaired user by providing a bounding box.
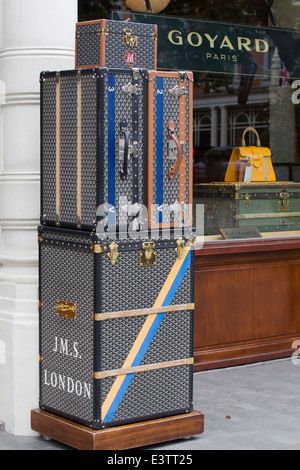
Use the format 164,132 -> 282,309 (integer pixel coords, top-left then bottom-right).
220,106 -> 228,147
0,0 -> 77,435
210,106 -> 218,147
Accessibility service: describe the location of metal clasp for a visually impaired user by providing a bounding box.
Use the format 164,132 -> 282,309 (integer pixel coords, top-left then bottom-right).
99,27 -> 109,37
169,85 -> 186,98
175,238 -> 185,260
108,242 -> 119,266
244,194 -> 251,209
121,82 -> 140,96
91,243 -> 107,254
167,138 -> 178,161
131,141 -> 138,158
235,191 -> 251,208
119,139 -> 138,160
140,242 -> 156,267
279,192 -> 290,212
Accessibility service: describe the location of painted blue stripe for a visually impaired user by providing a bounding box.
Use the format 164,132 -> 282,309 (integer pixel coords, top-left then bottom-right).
131,313 -> 165,368
103,314 -> 163,423
161,250 -> 192,308
156,77 -> 164,224
103,373 -> 135,423
103,250 -> 192,422
107,74 -> 116,226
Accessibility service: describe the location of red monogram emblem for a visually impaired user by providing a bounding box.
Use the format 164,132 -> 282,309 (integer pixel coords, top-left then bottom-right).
124,50 -> 137,66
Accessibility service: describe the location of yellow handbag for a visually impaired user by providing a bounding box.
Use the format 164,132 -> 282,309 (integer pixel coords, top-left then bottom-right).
225,127 -> 276,183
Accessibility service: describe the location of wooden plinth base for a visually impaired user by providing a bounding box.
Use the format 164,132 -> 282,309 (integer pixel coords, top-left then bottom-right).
31,408 -> 204,450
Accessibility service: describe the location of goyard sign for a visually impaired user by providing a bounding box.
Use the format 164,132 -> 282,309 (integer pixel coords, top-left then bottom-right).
111,11 -> 300,80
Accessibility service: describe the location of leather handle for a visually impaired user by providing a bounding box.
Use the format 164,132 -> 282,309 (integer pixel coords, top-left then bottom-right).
168,120 -> 183,180
241,127 -> 261,147
120,120 -> 129,180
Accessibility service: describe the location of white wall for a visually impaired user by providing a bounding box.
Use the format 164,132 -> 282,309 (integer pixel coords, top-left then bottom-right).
0,0 -> 77,436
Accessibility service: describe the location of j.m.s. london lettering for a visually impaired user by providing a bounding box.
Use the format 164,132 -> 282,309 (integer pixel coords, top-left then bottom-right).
43,336 -> 92,400
43,370 -> 92,399
53,335 -> 81,358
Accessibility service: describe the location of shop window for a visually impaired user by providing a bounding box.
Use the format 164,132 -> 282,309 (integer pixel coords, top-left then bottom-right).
78,0 -> 300,241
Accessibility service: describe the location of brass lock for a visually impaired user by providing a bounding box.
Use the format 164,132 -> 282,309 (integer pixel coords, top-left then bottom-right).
54,300 -> 76,320
278,192 -> 290,212
175,238 -> 185,260
123,28 -> 138,47
236,192 -> 250,208
108,242 -> 119,266
244,194 -> 251,209
140,242 -> 156,267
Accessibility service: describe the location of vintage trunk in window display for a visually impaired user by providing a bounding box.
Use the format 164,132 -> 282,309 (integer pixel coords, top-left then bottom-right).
194,182 -> 300,235
75,19 -> 157,70
40,67 -> 148,232
38,226 -> 195,429
147,70 -> 194,230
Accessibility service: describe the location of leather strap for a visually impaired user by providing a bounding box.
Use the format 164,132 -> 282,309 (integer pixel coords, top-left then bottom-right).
248,0 -> 277,26
242,127 -> 261,147
168,120 -> 183,179
93,357 -> 194,379
262,155 -> 268,181
145,0 -> 153,12
94,303 -> 195,321
264,0 -> 277,26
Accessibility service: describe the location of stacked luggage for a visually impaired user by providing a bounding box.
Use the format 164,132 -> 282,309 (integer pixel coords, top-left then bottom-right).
38,18 -> 196,429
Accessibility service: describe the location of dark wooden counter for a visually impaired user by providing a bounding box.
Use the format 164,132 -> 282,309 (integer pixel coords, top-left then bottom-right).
194,237 -> 300,371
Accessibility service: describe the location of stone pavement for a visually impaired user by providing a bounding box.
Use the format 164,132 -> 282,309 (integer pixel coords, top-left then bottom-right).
1,357 -> 299,450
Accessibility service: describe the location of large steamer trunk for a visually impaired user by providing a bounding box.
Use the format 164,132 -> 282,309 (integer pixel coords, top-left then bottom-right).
40,67 -> 148,232
38,226 -> 195,429
194,182 -> 300,235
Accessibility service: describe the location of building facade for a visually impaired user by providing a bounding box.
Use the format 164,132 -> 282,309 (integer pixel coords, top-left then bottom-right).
0,0 -> 77,435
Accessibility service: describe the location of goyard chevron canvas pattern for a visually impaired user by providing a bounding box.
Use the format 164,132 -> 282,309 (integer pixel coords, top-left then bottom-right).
75,19 -> 157,70
40,67 -> 148,232
38,226 -> 195,429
